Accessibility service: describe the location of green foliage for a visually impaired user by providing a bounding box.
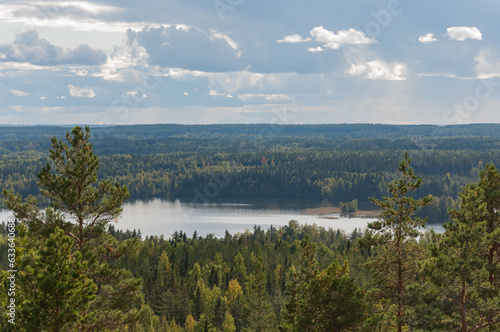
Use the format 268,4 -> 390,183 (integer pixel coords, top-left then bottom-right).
415,164 -> 500,331
1,228 -> 97,331
242,257 -> 276,331
282,236 -> 367,331
361,152 -> 432,332
339,199 -> 358,213
1,125 -> 499,224
2,126 -> 149,331
108,219 -> 371,331
4,126 -> 500,330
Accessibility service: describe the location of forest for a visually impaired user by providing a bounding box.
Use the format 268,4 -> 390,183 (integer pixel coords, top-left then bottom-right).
2,123 -> 500,223
0,124 -> 499,331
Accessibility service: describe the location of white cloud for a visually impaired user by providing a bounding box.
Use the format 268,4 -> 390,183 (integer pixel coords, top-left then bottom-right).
475,50 -> 500,79
447,27 -> 482,41
307,47 -> 323,53
0,2 -> 140,33
92,38 -> 150,81
210,30 -> 242,57
68,84 -> 96,98
237,94 -> 293,102
418,33 -> 437,44
277,34 -> 311,43
126,90 -> 148,98
310,26 -> 376,50
277,26 -> 375,52
348,60 -> 407,80
30,1 -> 120,15
71,69 -> 89,77
40,96 -> 47,100
10,89 -> 30,97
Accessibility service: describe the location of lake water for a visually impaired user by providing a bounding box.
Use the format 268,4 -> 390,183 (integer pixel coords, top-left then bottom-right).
0,198 -> 445,238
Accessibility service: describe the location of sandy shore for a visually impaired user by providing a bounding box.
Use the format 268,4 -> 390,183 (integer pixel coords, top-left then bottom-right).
301,206 -> 381,219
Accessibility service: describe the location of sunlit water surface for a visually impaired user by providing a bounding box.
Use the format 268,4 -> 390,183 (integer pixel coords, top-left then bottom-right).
0,198 -> 445,238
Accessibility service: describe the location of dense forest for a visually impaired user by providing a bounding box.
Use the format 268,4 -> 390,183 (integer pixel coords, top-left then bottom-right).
0,125 -> 499,331
2,124 -> 500,223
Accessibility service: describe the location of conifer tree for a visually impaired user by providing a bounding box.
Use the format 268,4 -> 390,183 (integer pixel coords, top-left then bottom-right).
416,164 -> 500,331
226,279 -> 244,329
242,257 -> 276,331
281,236 -> 367,331
4,228 -> 97,331
222,311 -> 237,332
477,164 -> 500,290
360,152 -> 432,332
3,126 -> 150,330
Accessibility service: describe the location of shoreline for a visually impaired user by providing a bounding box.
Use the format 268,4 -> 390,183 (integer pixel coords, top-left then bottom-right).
301,206 -> 381,219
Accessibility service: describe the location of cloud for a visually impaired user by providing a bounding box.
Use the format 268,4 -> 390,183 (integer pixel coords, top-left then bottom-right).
348,60 -> 407,80
209,30 -> 241,57
307,47 -> 323,53
447,27 -> 482,41
310,26 -> 376,50
237,94 -> 293,103
1,1 -> 121,18
10,89 -> 29,97
128,25 -> 244,72
0,1 -> 135,32
0,30 -> 107,66
68,84 -> 96,98
277,34 -> 311,43
418,33 -> 437,44
276,26 -> 376,52
475,50 -> 500,79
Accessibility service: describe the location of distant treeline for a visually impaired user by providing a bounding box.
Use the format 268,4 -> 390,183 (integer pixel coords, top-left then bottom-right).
1,124 -> 499,223
2,123 -> 500,141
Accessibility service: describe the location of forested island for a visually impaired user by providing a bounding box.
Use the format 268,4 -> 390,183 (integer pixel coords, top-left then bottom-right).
0,124 -> 500,331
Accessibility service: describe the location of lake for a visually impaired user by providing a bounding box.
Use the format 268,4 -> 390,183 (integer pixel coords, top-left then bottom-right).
0,198 -> 445,238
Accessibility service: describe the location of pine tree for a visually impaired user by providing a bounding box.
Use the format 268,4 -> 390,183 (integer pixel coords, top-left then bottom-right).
416,164 -> 500,331
360,152 -> 432,332
477,165 -> 500,290
3,126 -> 150,330
2,228 -> 97,331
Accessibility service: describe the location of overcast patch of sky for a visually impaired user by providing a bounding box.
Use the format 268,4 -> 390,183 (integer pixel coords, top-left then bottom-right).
0,0 -> 499,125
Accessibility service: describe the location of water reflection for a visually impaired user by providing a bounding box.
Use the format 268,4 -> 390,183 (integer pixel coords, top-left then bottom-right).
0,198 -> 446,238
118,198 -> 373,238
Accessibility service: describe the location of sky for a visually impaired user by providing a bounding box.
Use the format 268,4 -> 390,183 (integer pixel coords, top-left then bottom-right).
0,0 -> 500,125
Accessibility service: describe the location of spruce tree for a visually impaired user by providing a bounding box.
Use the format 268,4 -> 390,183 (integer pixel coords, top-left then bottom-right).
281,236 -> 367,331
242,257 -> 276,331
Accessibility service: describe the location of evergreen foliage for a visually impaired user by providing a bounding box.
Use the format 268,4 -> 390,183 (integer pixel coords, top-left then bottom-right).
415,165 -> 500,331
2,126 -> 500,330
2,126 -> 151,331
361,152 -> 432,332
281,236 -> 367,331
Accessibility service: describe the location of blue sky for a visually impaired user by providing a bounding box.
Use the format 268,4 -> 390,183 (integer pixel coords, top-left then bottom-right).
0,0 -> 499,125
